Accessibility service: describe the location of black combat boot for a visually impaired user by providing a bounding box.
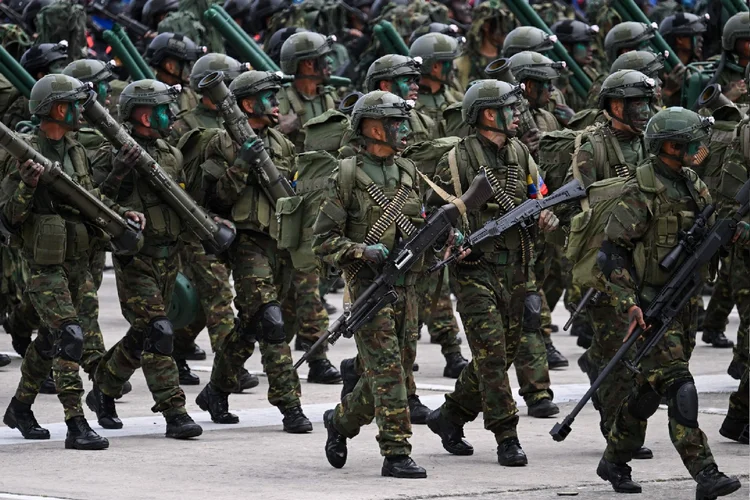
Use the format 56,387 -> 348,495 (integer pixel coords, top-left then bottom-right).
727,360 -> 744,380
694,464 -> 741,500
545,342 -> 569,369
307,359 -> 343,384
339,357 -> 360,400
443,352 -> 468,378
426,407 -> 473,455
233,368 -> 259,393
3,397 -> 50,439
596,457 -> 641,493
64,416 -> 109,450
183,344 -> 207,360
702,330 -> 734,348
282,405 -> 313,433
39,371 -> 56,394
0,353 -> 10,367
720,416 -> 749,444
527,398 -> 560,418
176,358 -> 200,385
412,362 -> 419,372
408,394 -> 431,425
196,383 -> 239,424
85,385 -> 123,429
323,409 -> 347,468
632,446 -> 653,459
165,413 -> 203,439
382,456 -> 427,478
497,438 -> 528,466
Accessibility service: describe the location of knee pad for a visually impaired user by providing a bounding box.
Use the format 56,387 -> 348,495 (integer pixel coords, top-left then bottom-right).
144,317 -> 174,356
522,293 -> 542,331
57,322 -> 83,362
627,384 -> 661,421
667,379 -> 699,428
255,302 -> 285,344
34,327 -> 56,360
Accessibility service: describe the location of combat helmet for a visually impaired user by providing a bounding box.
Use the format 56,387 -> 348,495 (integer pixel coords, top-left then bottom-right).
20,41 -> 67,75
644,106 -> 713,155
408,22 -> 461,46
659,13 -> 708,39
501,27 -> 556,58
508,51 -> 565,82
551,19 -> 599,45
190,53 -> 250,92
28,73 -> 89,117
365,55 -> 421,92
409,32 -> 460,75
722,12 -> 750,52
118,79 -> 180,121
350,90 -> 413,135
609,50 -> 665,78
598,69 -> 655,109
229,70 -> 285,99
141,0 -> 179,28
604,21 -> 657,62
145,32 -> 207,66
266,27 -> 307,65
461,79 -> 523,125
247,0 -> 289,34
63,59 -> 115,84
279,31 -> 334,75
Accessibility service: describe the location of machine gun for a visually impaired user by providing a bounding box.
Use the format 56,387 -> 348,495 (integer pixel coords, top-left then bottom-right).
428,180 -> 587,273
294,172 -> 495,369
551,186 -> 750,442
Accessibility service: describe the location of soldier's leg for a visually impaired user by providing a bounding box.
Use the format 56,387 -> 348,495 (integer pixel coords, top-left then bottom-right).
420,269 -> 467,379
78,255 -> 106,376
701,254 -> 735,348
4,248 -> 38,356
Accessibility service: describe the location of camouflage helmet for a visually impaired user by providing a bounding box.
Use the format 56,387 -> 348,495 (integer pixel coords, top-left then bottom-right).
722,12 -> 750,52
409,32 -> 460,75
408,22 -> 461,46
29,73 -> 89,117
598,69 -> 656,109
145,32 -> 207,66
462,79 -> 523,125
229,70 -> 286,100
508,51 -> 565,82
501,27 -> 556,58
609,50 -> 665,78
190,53 -> 250,92
604,21 -> 657,62
247,0 -> 289,34
62,59 -> 115,84
644,107 -> 713,155
279,31 -> 334,75
21,0 -> 52,32
266,27 -> 307,65
350,90 -> 413,135
118,79 -> 180,121
551,19 -> 599,44
364,55 -> 421,92
141,0 -> 179,28
658,13 -> 708,39
20,40 -> 67,75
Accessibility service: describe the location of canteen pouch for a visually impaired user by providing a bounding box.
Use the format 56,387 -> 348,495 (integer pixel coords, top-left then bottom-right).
274,195 -> 303,250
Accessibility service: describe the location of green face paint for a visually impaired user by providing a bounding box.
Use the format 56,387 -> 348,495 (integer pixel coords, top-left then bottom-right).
384,118 -> 412,150
96,81 -> 110,104
441,60 -> 453,80
392,76 -> 417,99
63,101 -> 82,130
48,60 -> 66,74
572,42 -> 590,64
494,105 -> 518,137
149,104 -> 173,131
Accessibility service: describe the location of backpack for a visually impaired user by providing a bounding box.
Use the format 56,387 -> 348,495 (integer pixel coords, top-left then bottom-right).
401,136 -> 460,197
35,0 -> 87,62
698,106 -> 745,197
158,11 -> 206,49
537,125 -> 605,193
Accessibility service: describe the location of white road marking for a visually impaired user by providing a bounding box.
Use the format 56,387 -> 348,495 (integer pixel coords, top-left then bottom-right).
0,494 -> 74,500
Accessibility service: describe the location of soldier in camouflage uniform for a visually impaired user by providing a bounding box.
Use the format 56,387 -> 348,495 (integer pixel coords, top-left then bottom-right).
192,70 -> 312,433
87,79 -> 203,439
315,90 -> 428,478
716,13 -> 750,106
595,107 -> 743,499
551,19 -> 602,112
426,80 -> 561,467
657,13 -> 707,108
0,74 -> 143,449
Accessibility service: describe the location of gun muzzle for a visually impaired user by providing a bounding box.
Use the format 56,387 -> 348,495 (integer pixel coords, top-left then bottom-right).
697,83 -> 733,112
484,58 -> 516,83
659,242 -> 685,272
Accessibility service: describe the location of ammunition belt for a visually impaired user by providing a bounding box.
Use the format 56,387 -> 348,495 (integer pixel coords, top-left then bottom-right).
485,167 -> 533,268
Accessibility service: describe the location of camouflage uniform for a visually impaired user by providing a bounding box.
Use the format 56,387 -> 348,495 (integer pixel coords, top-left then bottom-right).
277,84 -> 338,153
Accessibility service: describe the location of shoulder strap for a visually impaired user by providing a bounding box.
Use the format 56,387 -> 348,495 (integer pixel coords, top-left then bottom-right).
635,163 -> 664,194
447,147 -> 463,198
338,156 -> 358,209
511,138 -> 529,173
324,92 -> 335,111
286,86 -> 306,117
570,132 -> 589,211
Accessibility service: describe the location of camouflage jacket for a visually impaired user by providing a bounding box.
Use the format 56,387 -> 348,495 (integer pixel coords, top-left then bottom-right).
170,103 -> 223,145
277,84 -> 337,152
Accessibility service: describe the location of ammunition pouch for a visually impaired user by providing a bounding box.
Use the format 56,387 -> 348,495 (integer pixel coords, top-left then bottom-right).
56,321 -> 84,362
143,203 -> 182,241
274,195 -> 303,250
24,214 -> 68,265
144,317 -> 174,355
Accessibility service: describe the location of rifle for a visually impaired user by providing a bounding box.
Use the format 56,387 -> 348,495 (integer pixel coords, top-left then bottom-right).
88,0 -> 150,39
563,287 -> 599,331
550,187 -> 750,443
294,171 -> 495,369
428,179 -> 587,273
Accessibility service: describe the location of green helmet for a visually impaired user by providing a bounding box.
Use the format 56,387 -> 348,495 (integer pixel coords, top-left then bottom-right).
29,73 -> 89,117
461,79 -> 523,126
63,59 -> 115,84
190,53 -> 250,92
501,27 -> 556,58
279,31 -> 334,75
722,12 -> 750,52
551,19 -> 599,45
598,69 -> 656,109
118,79 -> 180,121
408,32 -> 460,75
364,55 -> 421,92
350,90 -> 412,136
658,13 -> 708,38
508,51 -> 565,82
604,21 -> 657,62
20,40 -> 68,75
609,50 -> 665,78
229,70 -> 286,100
144,32 -> 207,66
645,107 -> 713,155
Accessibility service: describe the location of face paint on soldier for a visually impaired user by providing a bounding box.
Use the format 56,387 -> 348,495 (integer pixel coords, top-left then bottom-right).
624,97 -> 652,132
384,118 -> 412,150
252,90 -> 280,125
48,60 -> 67,74
96,81 -> 111,106
148,104 -> 175,134
525,80 -> 553,108
60,100 -> 84,130
392,76 -> 419,100
572,42 -> 593,65
685,140 -> 709,167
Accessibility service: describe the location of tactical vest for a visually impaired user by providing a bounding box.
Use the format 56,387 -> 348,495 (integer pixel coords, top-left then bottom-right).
533,108 -> 561,133
177,126 -> 225,205
401,136 -> 461,198
302,109 -> 349,153
409,110 -> 434,144
278,84 -> 336,150
417,89 -> 459,138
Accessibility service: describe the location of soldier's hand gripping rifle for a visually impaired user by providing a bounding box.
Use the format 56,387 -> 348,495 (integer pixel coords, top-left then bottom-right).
80,90 -> 235,255
429,179 -> 587,273
0,120 -> 144,252
551,181 -> 750,442
294,171 -> 495,369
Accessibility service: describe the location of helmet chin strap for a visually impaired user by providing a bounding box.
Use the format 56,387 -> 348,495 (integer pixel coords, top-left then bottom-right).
475,123 -> 517,138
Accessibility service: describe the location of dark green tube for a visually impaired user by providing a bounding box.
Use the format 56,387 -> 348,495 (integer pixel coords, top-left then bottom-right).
0,45 -> 35,97
329,76 -> 351,87
204,8 -> 269,70
377,20 -> 409,56
614,0 -> 681,72
112,24 -> 155,80
206,5 -> 280,71
103,29 -> 144,80
0,61 -> 32,98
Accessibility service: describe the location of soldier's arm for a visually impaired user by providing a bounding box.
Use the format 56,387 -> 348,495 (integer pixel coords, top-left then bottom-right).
88,145 -> 135,216
570,142 -> 598,189
0,163 -> 35,227
201,131 -> 245,212
312,175 -> 360,269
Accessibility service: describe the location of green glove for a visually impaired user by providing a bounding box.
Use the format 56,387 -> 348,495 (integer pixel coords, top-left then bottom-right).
362,243 -> 389,264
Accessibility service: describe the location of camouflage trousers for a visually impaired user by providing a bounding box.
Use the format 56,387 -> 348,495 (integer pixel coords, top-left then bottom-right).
604,297 -> 715,478
2,247 -> 38,347
95,250 -> 186,417
416,266 -> 462,356
15,256 -> 90,420
210,231 -> 301,410
77,250 -> 106,375
703,253 -> 734,334
332,281 -> 417,457
282,267 -> 329,363
173,238 -> 235,355
441,257 -> 527,443
731,248 -> 750,367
